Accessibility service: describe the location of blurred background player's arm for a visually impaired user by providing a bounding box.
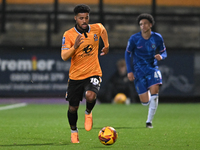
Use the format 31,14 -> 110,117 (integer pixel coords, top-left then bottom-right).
125,50 -> 135,81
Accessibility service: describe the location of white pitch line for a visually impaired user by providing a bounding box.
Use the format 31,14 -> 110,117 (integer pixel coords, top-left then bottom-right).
0,103 -> 27,111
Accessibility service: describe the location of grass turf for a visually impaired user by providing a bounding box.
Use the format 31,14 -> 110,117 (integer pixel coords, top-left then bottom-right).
0,103 -> 200,150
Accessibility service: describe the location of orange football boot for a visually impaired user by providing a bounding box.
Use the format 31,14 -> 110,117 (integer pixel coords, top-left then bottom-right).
85,112 -> 93,131
71,132 -> 79,143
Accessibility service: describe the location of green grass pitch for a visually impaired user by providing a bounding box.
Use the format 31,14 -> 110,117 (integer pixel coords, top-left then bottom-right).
0,103 -> 200,150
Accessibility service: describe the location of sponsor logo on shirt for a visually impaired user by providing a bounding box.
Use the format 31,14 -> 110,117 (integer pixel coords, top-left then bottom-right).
83,44 -> 93,54
137,46 -> 143,49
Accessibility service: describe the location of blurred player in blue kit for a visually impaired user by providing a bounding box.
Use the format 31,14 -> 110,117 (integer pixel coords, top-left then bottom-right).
125,13 -> 167,128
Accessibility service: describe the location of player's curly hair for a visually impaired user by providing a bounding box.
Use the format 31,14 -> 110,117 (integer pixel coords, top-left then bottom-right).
136,13 -> 155,26
74,4 -> 91,15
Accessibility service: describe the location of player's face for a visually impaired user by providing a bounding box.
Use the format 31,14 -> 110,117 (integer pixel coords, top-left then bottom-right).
74,13 -> 89,31
139,19 -> 152,33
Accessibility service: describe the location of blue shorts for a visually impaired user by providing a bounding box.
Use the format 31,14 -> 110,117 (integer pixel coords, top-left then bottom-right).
134,69 -> 162,95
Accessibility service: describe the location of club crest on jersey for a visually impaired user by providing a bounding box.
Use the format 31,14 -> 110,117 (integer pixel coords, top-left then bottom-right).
94,34 -> 98,41
151,43 -> 156,49
83,44 -> 93,54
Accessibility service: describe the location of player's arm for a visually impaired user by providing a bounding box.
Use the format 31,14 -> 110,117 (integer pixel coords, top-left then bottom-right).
155,50 -> 167,61
99,24 -> 109,56
125,38 -> 135,81
155,35 -> 167,61
61,34 -> 84,61
125,50 -> 135,81
159,48 -> 167,60
61,47 -> 75,61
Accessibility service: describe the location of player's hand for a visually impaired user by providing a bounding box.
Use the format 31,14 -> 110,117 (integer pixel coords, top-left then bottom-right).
74,34 -> 84,49
127,72 -> 135,81
154,54 -> 162,61
100,47 -> 109,56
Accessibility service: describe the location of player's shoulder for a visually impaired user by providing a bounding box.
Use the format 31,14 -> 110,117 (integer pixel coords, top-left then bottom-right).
90,23 -> 103,26
90,23 -> 104,29
63,27 -> 76,36
130,32 -> 141,40
151,31 -> 163,39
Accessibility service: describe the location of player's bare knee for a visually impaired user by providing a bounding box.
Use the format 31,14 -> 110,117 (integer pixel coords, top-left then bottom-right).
85,91 -> 96,102
141,101 -> 150,106
140,99 -> 149,103
140,99 -> 150,106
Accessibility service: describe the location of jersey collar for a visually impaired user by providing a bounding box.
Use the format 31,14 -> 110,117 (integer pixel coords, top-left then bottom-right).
74,24 -> 91,38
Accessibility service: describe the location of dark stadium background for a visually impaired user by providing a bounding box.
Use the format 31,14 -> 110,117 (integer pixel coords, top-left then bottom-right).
0,0 -> 200,103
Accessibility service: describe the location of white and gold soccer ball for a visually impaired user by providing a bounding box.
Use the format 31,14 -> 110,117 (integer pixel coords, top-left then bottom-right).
98,126 -> 118,145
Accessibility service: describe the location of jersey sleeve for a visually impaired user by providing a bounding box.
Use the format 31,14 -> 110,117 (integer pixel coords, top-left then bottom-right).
157,34 -> 167,60
125,50 -> 133,73
97,23 -> 105,34
61,31 -> 72,50
126,35 -> 135,53
125,36 -> 135,73
97,23 -> 109,47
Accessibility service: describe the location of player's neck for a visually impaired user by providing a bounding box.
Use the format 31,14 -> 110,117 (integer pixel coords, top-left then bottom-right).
75,24 -> 89,33
141,30 -> 151,40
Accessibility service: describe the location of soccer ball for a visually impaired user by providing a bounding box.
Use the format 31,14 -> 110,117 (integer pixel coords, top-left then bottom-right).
113,93 -> 127,104
98,126 -> 118,145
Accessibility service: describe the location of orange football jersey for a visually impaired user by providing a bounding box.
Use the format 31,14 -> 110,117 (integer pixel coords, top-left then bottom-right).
61,23 -> 108,80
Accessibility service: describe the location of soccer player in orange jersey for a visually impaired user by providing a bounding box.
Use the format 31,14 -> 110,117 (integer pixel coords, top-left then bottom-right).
61,4 -> 109,143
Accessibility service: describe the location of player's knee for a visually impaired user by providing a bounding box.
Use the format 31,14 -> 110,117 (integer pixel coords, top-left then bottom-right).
141,101 -> 150,106
85,91 -> 96,102
69,106 -> 79,113
140,98 -> 150,106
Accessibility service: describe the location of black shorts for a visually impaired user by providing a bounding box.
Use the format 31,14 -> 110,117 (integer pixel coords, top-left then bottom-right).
66,76 -> 102,106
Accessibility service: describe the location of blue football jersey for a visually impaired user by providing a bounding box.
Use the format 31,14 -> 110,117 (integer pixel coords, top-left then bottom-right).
125,31 -> 167,78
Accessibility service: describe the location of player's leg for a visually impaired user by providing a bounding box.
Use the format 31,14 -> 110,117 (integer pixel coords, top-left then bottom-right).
85,90 -> 97,114
84,90 -> 96,131
138,91 -> 151,104
68,104 -> 80,143
146,84 -> 159,128
146,70 -> 162,128
134,78 -> 152,127
138,88 -> 158,128
68,105 -> 79,131
134,75 -> 159,128
84,76 -> 101,131
66,79 -> 84,143
134,77 -> 150,104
